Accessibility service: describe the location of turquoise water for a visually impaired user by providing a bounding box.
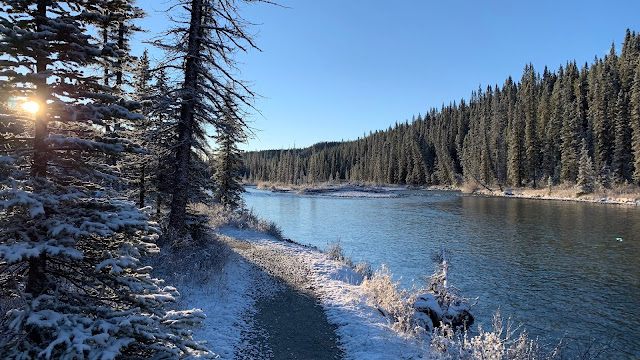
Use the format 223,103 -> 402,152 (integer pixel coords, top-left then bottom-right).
244,188 -> 640,358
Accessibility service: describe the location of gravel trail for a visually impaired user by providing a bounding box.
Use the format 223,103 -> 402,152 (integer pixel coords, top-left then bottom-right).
224,235 -> 343,360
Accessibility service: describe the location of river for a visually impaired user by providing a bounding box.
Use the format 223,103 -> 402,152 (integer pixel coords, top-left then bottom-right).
244,187 -> 639,358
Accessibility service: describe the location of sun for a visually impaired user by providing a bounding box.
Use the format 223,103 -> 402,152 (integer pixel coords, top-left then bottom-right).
21,100 -> 40,114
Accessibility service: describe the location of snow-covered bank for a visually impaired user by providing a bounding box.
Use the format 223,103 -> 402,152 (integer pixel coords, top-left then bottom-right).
248,181 -> 640,206
248,182 -> 406,198
465,186 -> 640,206
218,227 -> 429,359
149,240 -> 259,359
152,218 -> 615,359
150,225 -> 426,359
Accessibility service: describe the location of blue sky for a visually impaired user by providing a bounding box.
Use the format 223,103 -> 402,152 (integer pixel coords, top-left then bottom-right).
134,0 -> 640,151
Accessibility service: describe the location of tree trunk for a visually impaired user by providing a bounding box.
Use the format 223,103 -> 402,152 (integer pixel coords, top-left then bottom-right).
167,0 -> 203,241
139,164 -> 145,208
26,254 -> 47,296
28,0 -> 49,297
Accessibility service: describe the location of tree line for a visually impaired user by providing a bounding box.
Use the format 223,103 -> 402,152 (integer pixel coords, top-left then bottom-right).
1,0 -> 254,357
243,29 -> 640,191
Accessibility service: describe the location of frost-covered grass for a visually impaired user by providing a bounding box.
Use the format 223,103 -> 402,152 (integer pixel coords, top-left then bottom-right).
147,230 -> 257,359
361,267 -> 424,335
430,312 -> 550,360
325,239 -> 372,279
195,203 -> 284,239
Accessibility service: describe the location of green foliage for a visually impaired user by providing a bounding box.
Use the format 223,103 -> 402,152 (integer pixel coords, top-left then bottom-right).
243,30 -> 640,189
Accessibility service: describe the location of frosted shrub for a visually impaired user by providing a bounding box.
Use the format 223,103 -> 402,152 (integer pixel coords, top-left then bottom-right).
254,218 -> 284,240
200,203 -> 284,239
361,268 -> 421,334
430,312 -> 550,360
325,239 -> 353,267
354,260 -> 373,279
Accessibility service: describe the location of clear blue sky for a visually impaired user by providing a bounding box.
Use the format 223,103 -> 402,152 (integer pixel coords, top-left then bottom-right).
134,0 -> 640,151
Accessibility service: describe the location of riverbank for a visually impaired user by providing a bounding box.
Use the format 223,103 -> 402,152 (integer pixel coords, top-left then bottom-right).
246,181 -> 640,206
465,184 -> 640,206
149,204 -> 625,359
247,182 -> 417,198
150,217 -> 430,358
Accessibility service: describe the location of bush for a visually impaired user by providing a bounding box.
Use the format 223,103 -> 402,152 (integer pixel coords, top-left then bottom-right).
324,239 -> 353,266
430,312 -> 558,360
193,203 -> 285,240
361,267 -> 423,334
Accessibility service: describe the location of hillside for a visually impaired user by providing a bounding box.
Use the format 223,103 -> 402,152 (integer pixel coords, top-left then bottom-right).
243,29 -> 640,195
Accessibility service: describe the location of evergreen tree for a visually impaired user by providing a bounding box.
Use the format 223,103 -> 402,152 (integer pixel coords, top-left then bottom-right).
612,89 -> 632,183
521,64 -> 540,187
0,1 -> 210,358
630,61 -> 640,184
212,90 -> 247,209
154,0 -> 259,240
560,62 -> 580,183
577,138 -> 596,193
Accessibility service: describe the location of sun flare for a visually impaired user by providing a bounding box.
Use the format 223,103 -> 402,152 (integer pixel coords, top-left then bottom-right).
21,100 -> 40,114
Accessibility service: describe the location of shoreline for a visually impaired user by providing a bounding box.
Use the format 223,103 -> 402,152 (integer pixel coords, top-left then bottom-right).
244,181 -> 640,206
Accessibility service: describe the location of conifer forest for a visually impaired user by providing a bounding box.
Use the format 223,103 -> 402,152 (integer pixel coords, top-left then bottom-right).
243,30 -> 640,191
0,0 -> 251,357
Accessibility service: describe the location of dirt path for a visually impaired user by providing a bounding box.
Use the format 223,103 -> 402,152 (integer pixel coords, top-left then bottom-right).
225,236 -> 343,359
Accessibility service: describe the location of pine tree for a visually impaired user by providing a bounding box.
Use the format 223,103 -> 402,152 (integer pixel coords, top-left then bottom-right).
612,89 -> 632,183
212,90 -> 247,209
130,49 -> 154,208
521,64 -> 540,187
560,62 -> 580,183
630,62 -> 640,184
0,2 -> 211,358
577,138 -> 596,193
507,98 -> 524,187
154,0 -> 259,240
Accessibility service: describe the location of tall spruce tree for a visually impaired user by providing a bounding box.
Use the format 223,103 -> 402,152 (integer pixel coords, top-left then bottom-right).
212,90 -> 247,209
612,89 -> 632,183
154,0 -> 259,240
577,138 -> 596,193
630,61 -> 640,184
0,1 -> 211,358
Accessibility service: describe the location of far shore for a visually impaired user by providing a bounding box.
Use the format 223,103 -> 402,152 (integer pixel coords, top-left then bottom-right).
243,181 -> 640,206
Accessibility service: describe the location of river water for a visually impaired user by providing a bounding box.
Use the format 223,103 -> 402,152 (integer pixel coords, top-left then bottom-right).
244,188 -> 640,357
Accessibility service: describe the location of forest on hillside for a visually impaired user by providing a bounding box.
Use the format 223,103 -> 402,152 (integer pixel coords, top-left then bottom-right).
243,29 -> 640,191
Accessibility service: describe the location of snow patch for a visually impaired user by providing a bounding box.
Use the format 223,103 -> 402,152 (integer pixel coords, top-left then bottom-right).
219,227 -> 429,359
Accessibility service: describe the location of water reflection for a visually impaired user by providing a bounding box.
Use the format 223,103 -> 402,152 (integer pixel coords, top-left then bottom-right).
245,189 -> 640,357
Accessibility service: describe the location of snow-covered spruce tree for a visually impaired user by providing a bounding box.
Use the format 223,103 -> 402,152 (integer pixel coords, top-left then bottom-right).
153,0 -> 260,241
94,0 -> 145,170
147,67 -> 181,216
0,1 -> 212,358
212,89 -> 248,209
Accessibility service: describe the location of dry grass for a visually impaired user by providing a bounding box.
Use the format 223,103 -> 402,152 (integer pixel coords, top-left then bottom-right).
462,181 -> 640,205
430,312 -> 553,360
194,203 -> 285,240
360,267 -> 423,335
324,240 -> 372,279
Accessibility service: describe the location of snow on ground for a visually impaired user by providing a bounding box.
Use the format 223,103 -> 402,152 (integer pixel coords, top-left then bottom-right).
219,227 -> 429,360
151,243 -> 263,359
178,257 -> 256,358
323,190 -> 400,198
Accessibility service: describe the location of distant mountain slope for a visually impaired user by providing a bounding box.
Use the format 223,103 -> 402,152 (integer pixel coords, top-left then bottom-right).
243,29 -> 640,191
